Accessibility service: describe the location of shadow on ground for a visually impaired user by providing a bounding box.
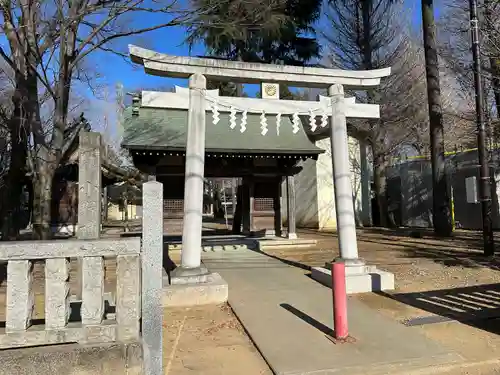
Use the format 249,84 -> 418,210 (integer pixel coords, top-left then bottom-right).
248,246 -> 313,271
280,303 -> 334,337
379,283 -> 500,335
398,247 -> 500,271
299,227 -> 500,272
300,227 -> 488,250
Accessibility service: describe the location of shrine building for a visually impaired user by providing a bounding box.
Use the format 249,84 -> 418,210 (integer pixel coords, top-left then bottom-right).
121,85 -> 371,238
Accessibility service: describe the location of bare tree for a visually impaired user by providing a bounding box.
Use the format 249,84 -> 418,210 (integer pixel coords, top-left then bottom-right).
0,68 -> 12,189
324,0 -> 428,226
0,0 -> 280,239
439,0 -> 500,122
483,0 -> 500,119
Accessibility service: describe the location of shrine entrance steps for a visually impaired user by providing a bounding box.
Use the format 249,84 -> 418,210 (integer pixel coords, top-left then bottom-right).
164,234 -> 318,254
255,237 -> 317,251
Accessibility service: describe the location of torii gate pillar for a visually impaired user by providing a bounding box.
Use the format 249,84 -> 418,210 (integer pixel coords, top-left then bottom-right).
170,73 -> 209,283
328,84 -> 362,265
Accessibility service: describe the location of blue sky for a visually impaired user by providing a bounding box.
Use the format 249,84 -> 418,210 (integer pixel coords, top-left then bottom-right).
84,0 -> 433,135
94,0 -> 429,95
0,0 -> 439,135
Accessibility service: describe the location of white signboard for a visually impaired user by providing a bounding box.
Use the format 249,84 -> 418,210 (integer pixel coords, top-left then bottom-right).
465,176 -> 478,204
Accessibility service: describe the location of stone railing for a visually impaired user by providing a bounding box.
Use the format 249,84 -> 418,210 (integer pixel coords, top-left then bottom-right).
0,237 -> 141,349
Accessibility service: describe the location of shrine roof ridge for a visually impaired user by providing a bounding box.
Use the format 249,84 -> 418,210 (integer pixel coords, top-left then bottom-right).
129,45 -> 391,88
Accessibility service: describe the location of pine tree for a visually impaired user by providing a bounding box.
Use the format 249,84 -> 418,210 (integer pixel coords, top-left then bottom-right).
187,0 -> 322,96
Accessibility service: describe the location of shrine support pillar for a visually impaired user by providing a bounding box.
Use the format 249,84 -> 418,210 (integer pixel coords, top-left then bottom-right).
241,177 -> 254,235
249,179 -> 255,233
328,84 -> 363,265
273,178 -> 282,237
231,178 -> 237,217
286,175 -> 297,239
171,73 -> 208,282
232,185 -> 243,234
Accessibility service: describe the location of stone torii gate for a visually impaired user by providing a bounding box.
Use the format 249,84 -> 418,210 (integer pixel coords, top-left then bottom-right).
129,45 -> 394,292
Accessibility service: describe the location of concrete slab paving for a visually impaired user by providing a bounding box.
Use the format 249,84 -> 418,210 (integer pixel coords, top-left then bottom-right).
202,250 -> 466,375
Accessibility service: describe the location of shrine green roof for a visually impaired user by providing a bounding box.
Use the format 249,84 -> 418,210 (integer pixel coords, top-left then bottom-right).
121,107 -> 323,156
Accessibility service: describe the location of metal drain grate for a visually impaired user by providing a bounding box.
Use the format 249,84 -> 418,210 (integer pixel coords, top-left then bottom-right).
401,315 -> 454,326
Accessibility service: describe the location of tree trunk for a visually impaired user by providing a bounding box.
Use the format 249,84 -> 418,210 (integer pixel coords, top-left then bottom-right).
360,0 -> 373,71
483,0 -> 500,120
372,143 -> 388,227
490,60 -> 500,121
1,91 -> 29,240
0,144 -> 26,240
32,163 -> 56,240
421,0 -> 453,236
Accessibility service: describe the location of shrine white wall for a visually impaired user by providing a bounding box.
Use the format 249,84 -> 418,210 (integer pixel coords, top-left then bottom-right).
290,135 -> 366,231
294,157 -> 320,228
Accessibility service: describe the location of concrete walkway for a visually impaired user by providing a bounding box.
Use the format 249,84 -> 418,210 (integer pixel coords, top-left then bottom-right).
202,249 -> 466,375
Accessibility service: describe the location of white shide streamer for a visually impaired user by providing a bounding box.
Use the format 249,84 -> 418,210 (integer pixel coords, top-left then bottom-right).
260,111 -> 268,136
292,112 -> 300,134
206,98 -> 331,135
240,110 -> 247,133
229,106 -> 237,129
321,111 -> 328,128
276,113 -> 281,135
309,109 -> 317,132
211,104 -> 220,125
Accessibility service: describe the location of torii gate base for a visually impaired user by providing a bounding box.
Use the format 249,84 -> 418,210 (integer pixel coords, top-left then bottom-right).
164,271 -> 229,307
311,263 -> 394,294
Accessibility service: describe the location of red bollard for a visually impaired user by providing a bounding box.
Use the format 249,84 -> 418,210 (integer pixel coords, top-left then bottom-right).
332,261 -> 348,340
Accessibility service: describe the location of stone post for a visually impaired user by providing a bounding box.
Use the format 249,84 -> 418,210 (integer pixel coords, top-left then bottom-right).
78,132 -> 102,239
45,259 -> 70,329
360,140 -> 372,226
81,256 -> 104,326
286,175 -> 297,239
116,254 -> 141,341
171,73 -> 209,281
76,132 -> 102,300
6,260 -> 34,332
328,84 -> 362,265
142,181 -> 163,375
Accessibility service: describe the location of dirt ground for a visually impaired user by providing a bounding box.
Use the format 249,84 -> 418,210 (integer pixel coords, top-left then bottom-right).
163,304 -> 271,375
2,227 -> 500,374
0,263 -> 271,375
265,228 -> 500,373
